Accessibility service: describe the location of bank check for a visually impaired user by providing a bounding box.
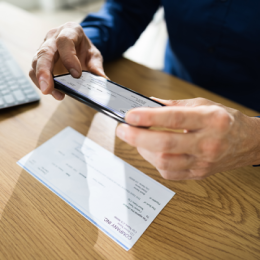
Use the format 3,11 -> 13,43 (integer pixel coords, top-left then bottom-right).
17,127 -> 175,250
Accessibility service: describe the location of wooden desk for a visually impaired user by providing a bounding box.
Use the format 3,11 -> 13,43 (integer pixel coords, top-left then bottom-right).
0,2 -> 260,259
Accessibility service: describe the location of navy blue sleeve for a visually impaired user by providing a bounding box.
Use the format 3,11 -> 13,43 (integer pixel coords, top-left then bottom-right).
253,116 -> 260,167
80,0 -> 160,61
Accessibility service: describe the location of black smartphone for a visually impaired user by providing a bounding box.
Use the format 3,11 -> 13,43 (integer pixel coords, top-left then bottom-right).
53,71 -> 164,124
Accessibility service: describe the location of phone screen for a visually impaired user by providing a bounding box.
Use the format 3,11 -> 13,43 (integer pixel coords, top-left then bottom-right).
54,71 -> 163,118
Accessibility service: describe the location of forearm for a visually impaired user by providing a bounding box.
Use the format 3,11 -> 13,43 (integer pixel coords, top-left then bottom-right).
80,0 -> 160,61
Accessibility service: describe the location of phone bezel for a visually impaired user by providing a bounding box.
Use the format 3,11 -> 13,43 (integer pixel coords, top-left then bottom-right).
53,71 -> 164,124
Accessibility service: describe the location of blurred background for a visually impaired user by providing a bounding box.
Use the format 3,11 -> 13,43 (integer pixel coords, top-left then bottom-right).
3,0 -> 167,70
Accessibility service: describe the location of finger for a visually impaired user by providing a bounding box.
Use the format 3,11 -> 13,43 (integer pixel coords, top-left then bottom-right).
159,169 -> 195,180
125,106 -> 209,129
116,124 -> 196,154
137,147 -> 193,180
29,67 -> 65,100
35,39 -> 59,95
29,68 -> 39,88
75,34 -> 108,79
137,147 -> 194,171
56,28 -> 83,78
51,89 -> 65,100
85,46 -> 108,79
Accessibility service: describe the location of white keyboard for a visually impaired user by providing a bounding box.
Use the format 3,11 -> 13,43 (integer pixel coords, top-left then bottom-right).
0,40 -> 40,109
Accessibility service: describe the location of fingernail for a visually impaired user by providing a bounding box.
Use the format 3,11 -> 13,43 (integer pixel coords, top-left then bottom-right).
116,126 -> 126,140
40,80 -> 48,93
127,113 -> 140,125
52,90 -> 64,100
70,68 -> 80,78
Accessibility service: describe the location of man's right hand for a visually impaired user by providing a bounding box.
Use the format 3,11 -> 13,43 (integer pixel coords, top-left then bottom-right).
29,22 -> 107,100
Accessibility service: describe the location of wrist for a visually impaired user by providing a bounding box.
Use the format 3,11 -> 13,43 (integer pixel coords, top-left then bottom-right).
246,116 -> 260,166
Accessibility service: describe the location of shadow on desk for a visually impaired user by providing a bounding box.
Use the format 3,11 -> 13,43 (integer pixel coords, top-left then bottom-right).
0,95 -> 149,258
1,94 -> 260,259
0,102 -> 40,123
0,98 -> 103,259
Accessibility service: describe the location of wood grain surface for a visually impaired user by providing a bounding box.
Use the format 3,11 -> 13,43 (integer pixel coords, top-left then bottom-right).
0,2 -> 260,259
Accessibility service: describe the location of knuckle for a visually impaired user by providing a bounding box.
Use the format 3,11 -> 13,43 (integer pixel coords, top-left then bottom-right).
31,55 -> 37,68
56,27 -> 83,47
93,48 -> 102,59
87,48 -> 104,68
74,24 -> 84,34
195,160 -> 212,169
155,153 -> 169,171
63,22 -> 83,36
195,97 -> 206,103
88,50 -> 94,59
158,136 -> 173,152
159,170 -> 172,180
211,106 -> 231,131
29,68 -> 35,78
88,48 -> 95,57
46,28 -> 58,39
64,21 -> 78,28
196,169 -> 209,179
190,169 -> 208,180
56,33 -> 70,45
168,100 -> 182,106
169,110 -> 184,128
199,138 -> 222,161
36,46 -> 53,59
194,97 -> 215,106
88,45 -> 101,56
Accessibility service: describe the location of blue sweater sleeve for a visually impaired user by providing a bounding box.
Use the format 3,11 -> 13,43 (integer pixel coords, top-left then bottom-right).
80,0 -> 160,61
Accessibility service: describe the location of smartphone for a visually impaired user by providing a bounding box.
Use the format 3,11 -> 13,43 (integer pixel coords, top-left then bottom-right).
53,71 -> 164,124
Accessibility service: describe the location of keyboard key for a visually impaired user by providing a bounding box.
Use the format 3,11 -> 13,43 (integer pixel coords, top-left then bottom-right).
0,98 -> 4,106
0,66 -> 8,72
13,90 -> 25,101
7,80 -> 16,85
21,84 -> 32,89
2,73 -> 10,79
3,94 -> 15,104
0,40 -> 40,109
5,76 -> 13,81
10,85 -> 19,90
26,93 -> 38,100
23,88 -> 34,94
5,59 -> 23,77
1,89 -> 10,95
18,78 -> 28,85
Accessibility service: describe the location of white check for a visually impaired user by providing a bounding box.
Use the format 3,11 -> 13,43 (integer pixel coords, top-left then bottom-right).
18,127 -> 175,250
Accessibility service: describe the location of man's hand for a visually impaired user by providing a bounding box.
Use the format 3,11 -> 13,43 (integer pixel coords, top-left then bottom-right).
29,22 -> 107,100
116,97 -> 260,180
